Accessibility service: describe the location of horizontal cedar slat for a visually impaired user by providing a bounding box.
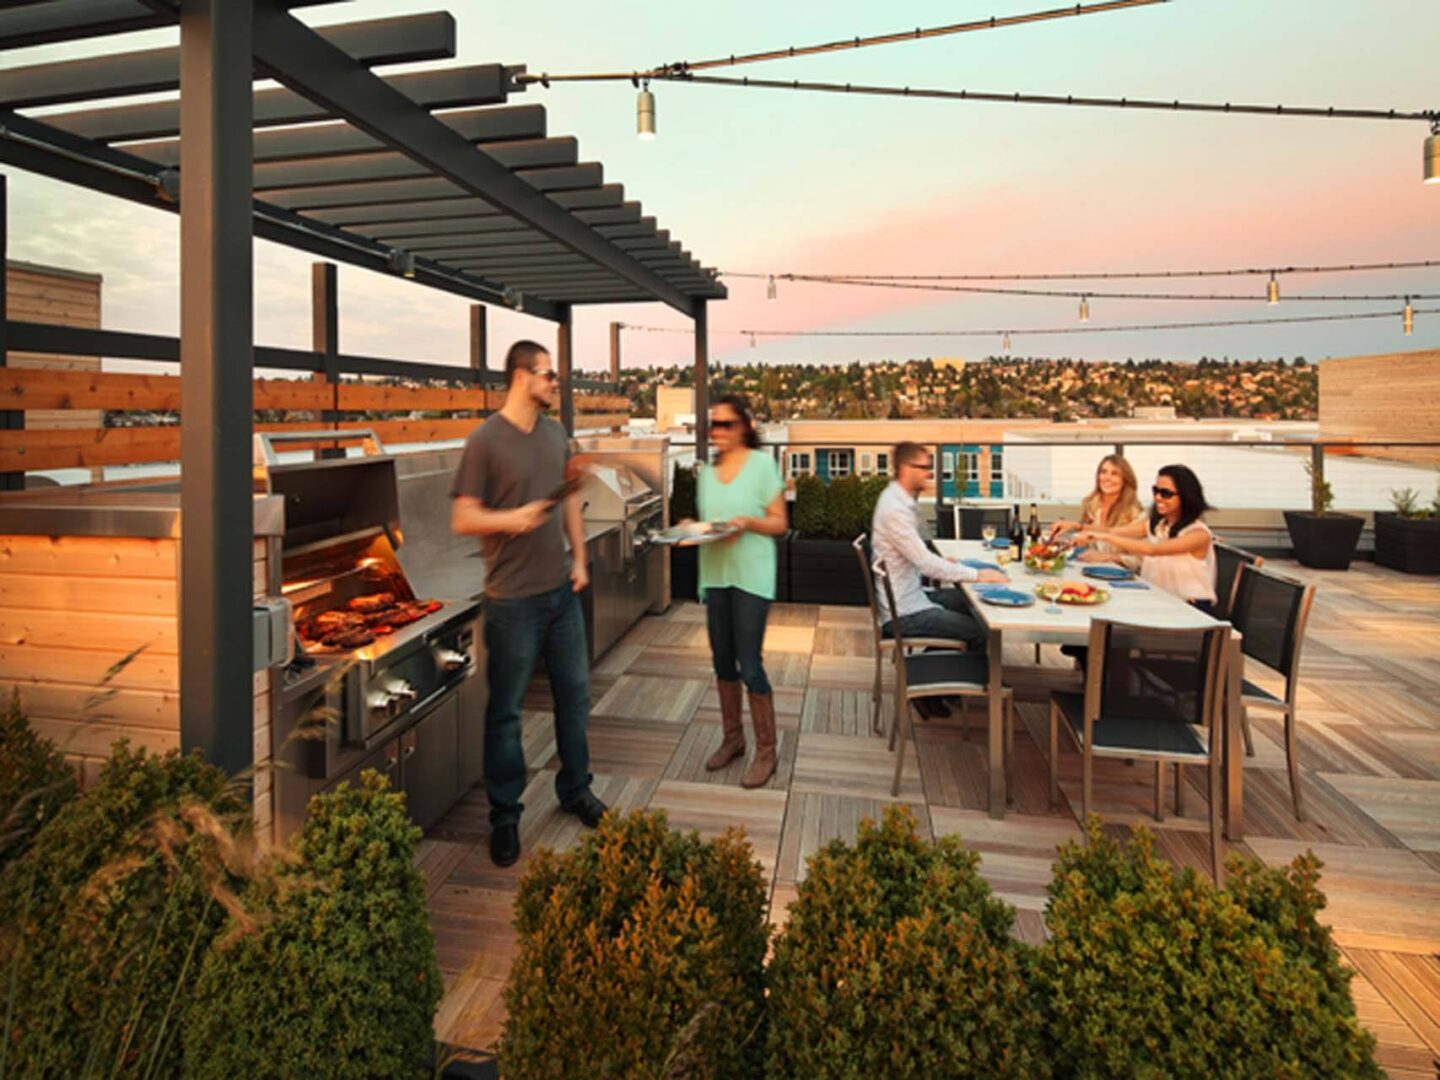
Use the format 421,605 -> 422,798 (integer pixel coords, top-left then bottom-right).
0,535 -> 177,579
0,679 -> 178,729
0,642 -> 178,692
1,369 -> 333,412
0,572 -> 176,616
28,716 -> 178,759
0,608 -> 177,654
337,383 -> 490,412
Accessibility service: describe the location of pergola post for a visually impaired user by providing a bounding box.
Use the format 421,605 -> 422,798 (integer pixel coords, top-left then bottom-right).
178,0 -> 254,777
608,320 -> 621,385
693,299 -> 709,464
469,303 -> 487,377
556,302 -> 573,434
0,175 -> 19,492
311,261 -> 342,456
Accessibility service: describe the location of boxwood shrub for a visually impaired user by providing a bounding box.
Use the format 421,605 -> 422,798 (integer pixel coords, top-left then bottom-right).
1034,818 -> 1382,1079
670,461 -> 698,524
766,805 -> 1046,1079
0,690 -> 76,872
792,473 -> 828,537
825,475 -> 867,540
501,809 -> 769,1079
0,741 -> 245,1077
183,770 -> 441,1080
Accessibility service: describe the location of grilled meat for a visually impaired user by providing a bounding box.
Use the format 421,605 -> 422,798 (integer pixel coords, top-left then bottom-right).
348,592 -> 396,614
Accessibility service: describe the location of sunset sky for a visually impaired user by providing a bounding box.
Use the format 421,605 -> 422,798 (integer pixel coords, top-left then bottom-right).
5,0 -> 1438,373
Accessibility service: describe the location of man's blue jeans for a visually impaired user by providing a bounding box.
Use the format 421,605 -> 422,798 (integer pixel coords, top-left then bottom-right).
482,583 -> 592,827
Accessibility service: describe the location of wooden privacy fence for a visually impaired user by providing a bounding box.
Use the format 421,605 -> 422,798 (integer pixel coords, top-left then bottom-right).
0,367 -> 630,472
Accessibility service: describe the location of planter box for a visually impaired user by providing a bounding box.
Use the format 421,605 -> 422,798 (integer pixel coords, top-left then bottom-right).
1283,511 -> 1364,570
1374,511 -> 1440,574
788,536 -> 868,605
775,530 -> 792,602
670,545 -> 698,602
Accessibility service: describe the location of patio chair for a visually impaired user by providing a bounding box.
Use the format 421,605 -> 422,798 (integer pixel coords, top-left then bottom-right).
1048,618 -> 1230,882
1214,539 -> 1265,621
853,534 -> 968,739
1230,563 -> 1316,820
875,562 -> 1014,799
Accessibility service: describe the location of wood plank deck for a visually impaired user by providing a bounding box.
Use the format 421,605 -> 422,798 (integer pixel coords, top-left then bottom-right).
426,559 -> 1440,1074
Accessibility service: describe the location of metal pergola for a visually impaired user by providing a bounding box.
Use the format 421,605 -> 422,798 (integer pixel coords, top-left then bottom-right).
0,0 -> 725,776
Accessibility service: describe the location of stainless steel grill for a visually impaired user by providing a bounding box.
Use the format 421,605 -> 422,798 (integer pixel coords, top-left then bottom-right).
578,460 -> 664,660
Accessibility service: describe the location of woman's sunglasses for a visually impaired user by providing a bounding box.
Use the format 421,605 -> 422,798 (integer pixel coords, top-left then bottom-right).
710,418 -> 739,430
1152,485 -> 1178,499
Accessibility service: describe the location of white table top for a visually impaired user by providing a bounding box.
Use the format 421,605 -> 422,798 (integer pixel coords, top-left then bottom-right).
933,539 -> 1224,645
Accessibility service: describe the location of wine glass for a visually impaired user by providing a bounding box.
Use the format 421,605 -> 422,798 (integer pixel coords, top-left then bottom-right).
1042,580 -> 1064,614
981,523 -> 997,547
996,547 -> 1012,568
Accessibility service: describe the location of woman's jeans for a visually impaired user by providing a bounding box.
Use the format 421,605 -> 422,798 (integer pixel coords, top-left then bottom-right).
482,584 -> 592,827
705,587 -> 772,695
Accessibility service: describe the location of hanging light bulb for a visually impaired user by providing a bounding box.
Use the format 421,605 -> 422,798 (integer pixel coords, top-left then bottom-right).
1267,273 -> 1280,305
1079,295 -> 1090,323
766,275 -> 777,302
1403,297 -> 1414,336
749,332 -> 757,349
1425,119 -> 1439,184
1002,332 -> 1011,355
386,248 -> 415,278
637,81 -> 657,140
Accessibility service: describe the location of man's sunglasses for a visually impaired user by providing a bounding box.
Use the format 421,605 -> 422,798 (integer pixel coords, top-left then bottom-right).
903,459 -> 934,472
531,369 -> 558,383
1152,485 -> 1178,499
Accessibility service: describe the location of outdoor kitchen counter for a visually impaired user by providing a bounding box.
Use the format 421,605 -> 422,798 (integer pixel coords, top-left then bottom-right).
0,487 -> 284,538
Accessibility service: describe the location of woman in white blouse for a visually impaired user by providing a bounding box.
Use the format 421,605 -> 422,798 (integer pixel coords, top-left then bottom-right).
1074,464 -> 1217,612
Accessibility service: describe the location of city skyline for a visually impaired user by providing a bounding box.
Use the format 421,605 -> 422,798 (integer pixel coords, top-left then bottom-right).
4,0 -> 1438,373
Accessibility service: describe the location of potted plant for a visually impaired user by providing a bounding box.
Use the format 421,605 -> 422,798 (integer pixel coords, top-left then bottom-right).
1373,484 -> 1440,575
1283,461 -> 1364,570
787,475 -> 887,605
668,462 -> 699,602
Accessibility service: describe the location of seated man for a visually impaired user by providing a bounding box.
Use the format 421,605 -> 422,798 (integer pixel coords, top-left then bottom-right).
870,441 -> 1008,652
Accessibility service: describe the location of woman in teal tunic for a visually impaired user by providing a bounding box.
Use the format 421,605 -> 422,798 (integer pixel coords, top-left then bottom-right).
696,394 -> 787,788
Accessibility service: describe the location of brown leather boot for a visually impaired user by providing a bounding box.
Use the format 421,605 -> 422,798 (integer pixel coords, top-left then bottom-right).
705,679 -> 746,771
741,691 -> 778,788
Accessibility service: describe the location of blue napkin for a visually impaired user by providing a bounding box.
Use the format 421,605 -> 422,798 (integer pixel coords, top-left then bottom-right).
975,586 -> 1035,606
961,558 -> 1001,571
1110,580 -> 1150,590
986,538 -> 1011,549
1082,564 -> 1135,581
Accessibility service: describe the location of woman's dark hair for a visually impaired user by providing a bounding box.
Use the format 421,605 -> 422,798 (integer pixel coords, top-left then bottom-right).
713,393 -> 760,449
1150,463 -> 1212,536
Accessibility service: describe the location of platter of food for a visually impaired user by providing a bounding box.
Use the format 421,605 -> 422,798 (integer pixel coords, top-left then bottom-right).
649,521 -> 740,547
1033,581 -> 1110,606
1024,542 -> 1069,574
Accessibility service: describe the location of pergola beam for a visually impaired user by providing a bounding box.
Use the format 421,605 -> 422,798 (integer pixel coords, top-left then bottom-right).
0,0 -> 336,51
42,63 -> 516,143
249,0 -> 696,315
0,12 -> 456,109
250,138 -> 579,191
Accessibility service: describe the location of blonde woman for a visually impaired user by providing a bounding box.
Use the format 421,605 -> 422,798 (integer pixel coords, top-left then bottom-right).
1049,453 -> 1144,571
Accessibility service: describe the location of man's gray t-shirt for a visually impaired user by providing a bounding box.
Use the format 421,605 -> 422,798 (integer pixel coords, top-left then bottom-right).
450,413 -> 570,600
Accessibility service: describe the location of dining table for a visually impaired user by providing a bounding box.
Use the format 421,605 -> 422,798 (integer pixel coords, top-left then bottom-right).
932,539 -> 1245,836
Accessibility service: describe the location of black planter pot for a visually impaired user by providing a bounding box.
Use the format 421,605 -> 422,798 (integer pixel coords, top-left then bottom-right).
1374,511 -> 1440,574
670,545 -> 698,602
1283,511 -> 1364,570
775,530 -> 792,602
788,536 -> 868,605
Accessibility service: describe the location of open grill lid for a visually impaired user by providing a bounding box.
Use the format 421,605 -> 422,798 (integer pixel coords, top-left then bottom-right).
254,431 -> 401,551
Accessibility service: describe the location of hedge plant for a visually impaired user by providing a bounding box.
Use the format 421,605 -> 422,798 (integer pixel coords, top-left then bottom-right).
501,809 -> 769,1079
792,473 -> 829,537
825,474 -> 867,539
0,690 -> 76,873
183,770 -> 441,1080
0,741 -> 246,1078
1035,818 -> 1381,1079
670,461 -> 698,524
766,805 -> 1046,1079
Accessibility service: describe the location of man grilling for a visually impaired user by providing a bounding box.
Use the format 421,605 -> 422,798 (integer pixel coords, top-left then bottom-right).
451,340 -> 607,868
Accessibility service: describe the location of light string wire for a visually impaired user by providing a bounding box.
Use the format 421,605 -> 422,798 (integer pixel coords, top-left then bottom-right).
722,259 -> 1440,283
728,277 -> 1440,302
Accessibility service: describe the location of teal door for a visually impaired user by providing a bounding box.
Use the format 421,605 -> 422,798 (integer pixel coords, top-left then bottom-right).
815,448 -> 852,482
940,445 -> 981,500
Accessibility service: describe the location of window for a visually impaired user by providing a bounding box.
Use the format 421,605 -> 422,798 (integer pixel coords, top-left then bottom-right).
787,451 -> 811,479
858,452 -> 873,477
827,450 -> 852,478
990,448 -> 1004,489
941,451 -> 955,483
964,451 -> 980,487
876,452 -> 890,475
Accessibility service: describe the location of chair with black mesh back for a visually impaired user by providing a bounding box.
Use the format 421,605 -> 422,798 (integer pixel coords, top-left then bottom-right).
1214,539 -> 1264,621
875,561 -> 1014,798
1048,619 -> 1230,882
1230,563 -> 1316,820
854,535 -> 967,738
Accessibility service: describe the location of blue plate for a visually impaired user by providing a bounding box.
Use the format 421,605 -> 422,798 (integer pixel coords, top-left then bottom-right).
986,538 -> 1012,550
961,558 -> 1001,571
1082,565 -> 1134,581
975,587 -> 1035,607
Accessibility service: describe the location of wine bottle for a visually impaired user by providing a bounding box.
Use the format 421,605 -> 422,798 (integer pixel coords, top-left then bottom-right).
1027,503 -> 1041,545
1009,503 -> 1024,557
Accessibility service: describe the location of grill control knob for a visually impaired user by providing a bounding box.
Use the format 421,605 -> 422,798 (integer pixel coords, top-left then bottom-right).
433,647 -> 469,672
380,677 -> 416,700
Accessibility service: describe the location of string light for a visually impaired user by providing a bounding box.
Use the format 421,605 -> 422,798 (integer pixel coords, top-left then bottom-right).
766,274 -> 777,301
1079,296 -> 1090,322
618,305 -> 1438,340
1426,119 -> 1439,183
386,248 -> 416,278
1404,297 -> 1415,335
637,80 -> 657,139
1002,332 -> 1011,353
723,259 -> 1440,283
1267,273 -> 1280,305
